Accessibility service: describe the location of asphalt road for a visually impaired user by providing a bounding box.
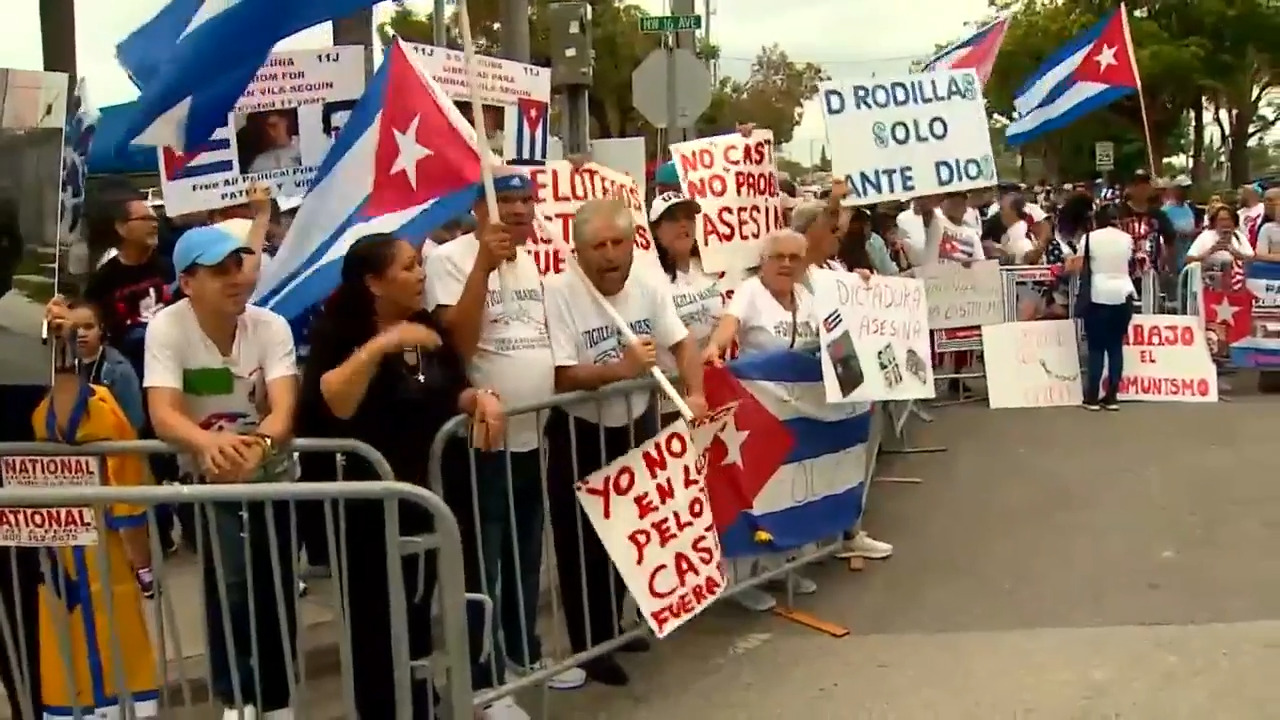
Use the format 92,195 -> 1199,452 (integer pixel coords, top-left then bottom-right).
534,387 -> 1280,719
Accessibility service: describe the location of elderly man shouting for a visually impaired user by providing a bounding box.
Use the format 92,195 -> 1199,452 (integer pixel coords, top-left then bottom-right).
543,197 -> 706,686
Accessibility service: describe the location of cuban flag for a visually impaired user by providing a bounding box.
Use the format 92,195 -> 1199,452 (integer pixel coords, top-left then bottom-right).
1207,261 -> 1280,368
1005,5 -> 1141,146
504,97 -> 550,166
251,39 -> 483,321
106,0 -> 382,153
159,127 -> 236,180
59,78 -> 97,243
703,353 -> 873,557
922,15 -> 1010,84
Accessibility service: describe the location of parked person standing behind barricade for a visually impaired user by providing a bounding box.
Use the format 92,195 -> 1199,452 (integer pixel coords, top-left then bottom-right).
1162,175 -> 1201,266
298,233 -> 505,719
652,188 -> 729,359
1114,170 -> 1175,282
143,225 -> 299,720
543,198 -> 707,686
1185,204 -> 1254,290
838,204 -> 899,277
1239,184 -> 1265,243
1254,188 -> 1280,262
425,169 -> 586,703
791,198 -> 842,270
34,327 -> 159,718
1067,204 -> 1137,411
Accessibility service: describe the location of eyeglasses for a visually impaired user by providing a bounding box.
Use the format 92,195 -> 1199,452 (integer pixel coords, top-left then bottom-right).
765,252 -> 804,264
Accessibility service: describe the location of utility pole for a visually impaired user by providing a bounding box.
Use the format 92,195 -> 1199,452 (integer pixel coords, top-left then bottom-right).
333,9 -> 375,78
500,0 -> 532,62
547,3 -> 594,156
703,0 -> 715,84
669,0 -> 698,144
38,0 -> 76,93
433,0 -> 447,46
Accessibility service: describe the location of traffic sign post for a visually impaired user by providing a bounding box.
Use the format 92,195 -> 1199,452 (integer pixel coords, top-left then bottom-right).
1095,141 -> 1115,171
639,14 -> 702,34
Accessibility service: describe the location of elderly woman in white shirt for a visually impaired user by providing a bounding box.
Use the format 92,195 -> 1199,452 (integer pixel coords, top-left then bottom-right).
1185,204 -> 1254,290
1067,204 -> 1138,411
700,229 -> 819,612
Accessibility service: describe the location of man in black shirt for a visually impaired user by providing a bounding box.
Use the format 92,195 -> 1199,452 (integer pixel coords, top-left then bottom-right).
1114,169 -> 1176,281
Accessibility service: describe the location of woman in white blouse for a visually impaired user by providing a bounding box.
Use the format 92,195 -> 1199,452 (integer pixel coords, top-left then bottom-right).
651,191 -> 728,350
1185,204 -> 1254,290
1067,204 -> 1138,411
700,229 -> 819,612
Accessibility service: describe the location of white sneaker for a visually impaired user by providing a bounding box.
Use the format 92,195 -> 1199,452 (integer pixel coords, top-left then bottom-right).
732,585 -> 777,611
507,658 -> 587,690
483,696 -> 531,720
788,573 -> 817,595
842,531 -> 893,559
262,710 -> 294,720
222,706 -> 294,719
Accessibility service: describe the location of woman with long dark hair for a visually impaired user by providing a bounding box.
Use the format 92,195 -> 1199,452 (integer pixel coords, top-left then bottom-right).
1068,204 -> 1138,411
652,190 -> 730,364
297,234 -> 504,718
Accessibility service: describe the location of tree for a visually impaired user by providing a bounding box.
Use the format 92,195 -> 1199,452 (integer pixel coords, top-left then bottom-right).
382,2 -> 826,144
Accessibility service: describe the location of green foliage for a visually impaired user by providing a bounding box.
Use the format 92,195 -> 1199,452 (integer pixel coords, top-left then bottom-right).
381,1 -> 826,144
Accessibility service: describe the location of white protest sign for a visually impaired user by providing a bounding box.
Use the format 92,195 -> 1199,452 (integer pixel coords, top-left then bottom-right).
670,130 -> 785,274
1109,314 -> 1218,402
813,271 -> 935,402
591,137 -> 648,202
526,161 -> 661,277
403,42 -> 551,107
982,320 -> 1083,408
919,259 -> 1003,329
575,411 -> 734,638
0,456 -> 100,547
157,47 -> 366,215
820,69 -> 996,204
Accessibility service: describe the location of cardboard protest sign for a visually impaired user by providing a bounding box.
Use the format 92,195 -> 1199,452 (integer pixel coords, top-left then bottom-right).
156,47 -> 366,215
670,130 -> 785,274
1107,315 -> 1218,402
403,43 -> 552,164
575,407 -> 736,638
820,69 -> 996,204
0,455 -> 100,546
919,259 -> 1003,329
813,272 -> 935,402
982,320 -> 1082,409
526,161 -> 661,277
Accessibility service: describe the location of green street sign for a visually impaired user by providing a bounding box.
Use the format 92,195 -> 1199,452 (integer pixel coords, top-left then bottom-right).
639,14 -> 703,34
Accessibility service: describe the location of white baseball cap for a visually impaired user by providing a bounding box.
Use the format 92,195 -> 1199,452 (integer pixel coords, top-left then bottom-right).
1172,174 -> 1193,188
648,191 -> 701,223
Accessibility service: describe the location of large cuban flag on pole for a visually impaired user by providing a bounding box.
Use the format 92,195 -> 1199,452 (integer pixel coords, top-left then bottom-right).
704,352 -> 875,557
251,39 -> 484,321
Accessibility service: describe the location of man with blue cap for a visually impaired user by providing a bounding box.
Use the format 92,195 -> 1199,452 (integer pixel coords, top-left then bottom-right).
142,223 -> 301,720
425,166 -> 587,703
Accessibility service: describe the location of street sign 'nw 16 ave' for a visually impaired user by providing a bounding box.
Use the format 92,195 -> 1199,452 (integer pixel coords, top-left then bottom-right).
639,14 -> 702,33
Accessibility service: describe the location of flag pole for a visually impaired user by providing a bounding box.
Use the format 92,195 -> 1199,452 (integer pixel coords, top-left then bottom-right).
1119,3 -> 1158,173
457,0 -> 517,304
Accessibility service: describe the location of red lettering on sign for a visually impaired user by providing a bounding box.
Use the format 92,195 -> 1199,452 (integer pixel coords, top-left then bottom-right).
578,464 -> 635,520
647,534 -> 723,635
1111,376 -> 1212,397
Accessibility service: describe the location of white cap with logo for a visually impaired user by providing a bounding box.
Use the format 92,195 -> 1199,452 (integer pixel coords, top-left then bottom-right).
648,191 -> 701,223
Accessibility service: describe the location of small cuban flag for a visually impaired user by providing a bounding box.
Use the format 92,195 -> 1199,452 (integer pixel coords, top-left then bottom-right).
159,126 -> 237,181
504,97 -> 549,166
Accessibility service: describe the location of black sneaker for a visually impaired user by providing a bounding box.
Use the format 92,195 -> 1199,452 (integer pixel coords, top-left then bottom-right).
1081,400 -> 1101,411
582,654 -> 629,686
1101,399 -> 1120,411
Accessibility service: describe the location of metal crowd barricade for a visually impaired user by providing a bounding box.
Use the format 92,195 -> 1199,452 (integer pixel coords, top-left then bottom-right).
0,439 -> 472,720
427,376 -> 883,710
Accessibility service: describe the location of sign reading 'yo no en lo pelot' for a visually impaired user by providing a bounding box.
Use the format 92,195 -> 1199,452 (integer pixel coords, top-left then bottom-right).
819,69 -> 996,204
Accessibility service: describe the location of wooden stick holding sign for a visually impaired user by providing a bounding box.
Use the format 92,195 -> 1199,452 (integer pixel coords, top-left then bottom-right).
457,0 -> 517,307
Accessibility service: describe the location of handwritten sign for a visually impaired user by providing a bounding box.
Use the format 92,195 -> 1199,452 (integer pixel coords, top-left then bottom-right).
670,130 -> 785,274
813,272 -> 934,402
526,161 -> 661,277
1109,314 -> 1218,402
575,410 -> 733,638
403,42 -> 550,106
982,320 -> 1083,409
820,69 -> 996,204
919,260 -> 1003,329
158,47 -> 367,215
0,456 -> 100,546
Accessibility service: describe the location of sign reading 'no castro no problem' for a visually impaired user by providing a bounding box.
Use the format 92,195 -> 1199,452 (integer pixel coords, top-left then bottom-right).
819,69 -> 997,204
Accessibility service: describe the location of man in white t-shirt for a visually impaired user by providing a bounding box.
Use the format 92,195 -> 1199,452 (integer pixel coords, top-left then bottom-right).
896,195 -> 942,268
1256,188 -> 1280,261
425,169 -> 584,697
142,225 -> 299,720
542,198 -> 706,686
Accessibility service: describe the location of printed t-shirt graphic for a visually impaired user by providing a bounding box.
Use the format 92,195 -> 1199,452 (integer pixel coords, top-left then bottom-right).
32,385 -> 159,718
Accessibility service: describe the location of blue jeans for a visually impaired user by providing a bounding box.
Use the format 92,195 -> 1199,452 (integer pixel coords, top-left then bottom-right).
1082,301 -> 1134,403
201,502 -> 297,710
456,450 -> 546,689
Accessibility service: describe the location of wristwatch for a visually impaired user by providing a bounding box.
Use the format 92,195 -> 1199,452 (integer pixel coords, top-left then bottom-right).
251,432 -> 277,456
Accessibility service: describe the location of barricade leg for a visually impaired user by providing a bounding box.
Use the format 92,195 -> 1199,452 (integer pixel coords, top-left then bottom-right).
0,548 -> 40,719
